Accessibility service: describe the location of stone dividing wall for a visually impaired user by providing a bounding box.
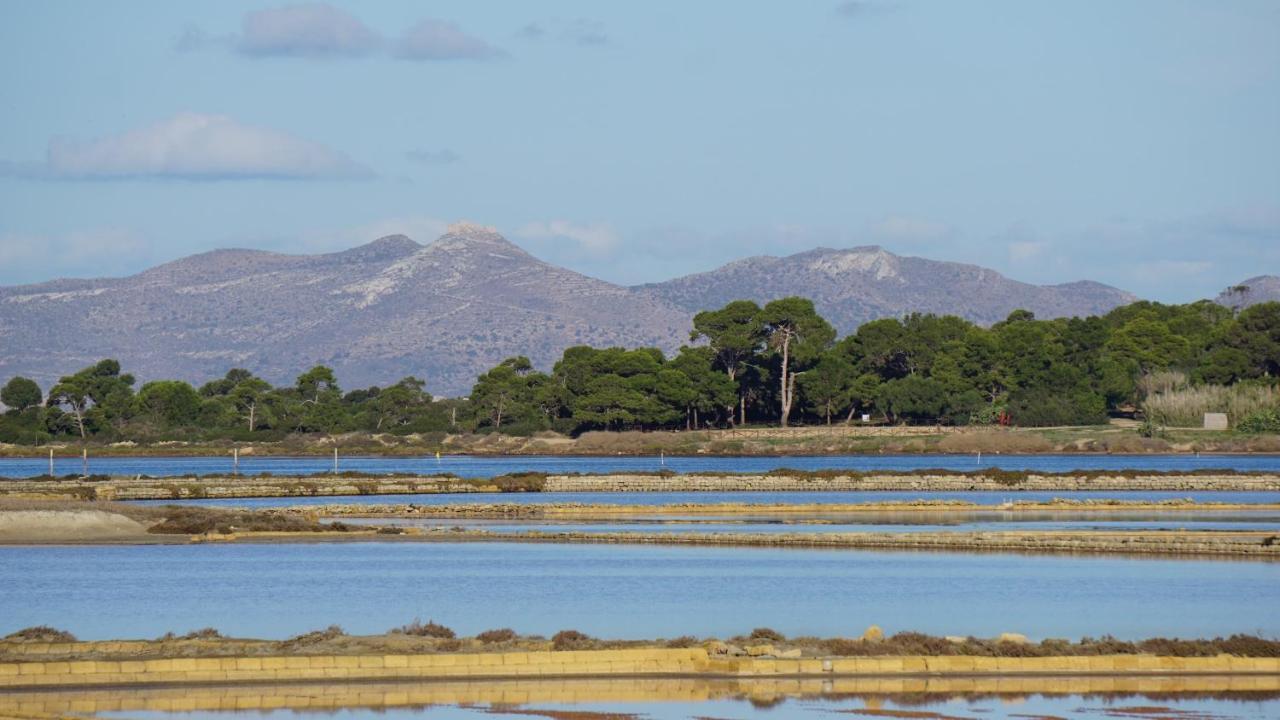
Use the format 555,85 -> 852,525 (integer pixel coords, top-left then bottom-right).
543,474 -> 1280,493
1,649 -> 1278,689
4,473 -> 1279,501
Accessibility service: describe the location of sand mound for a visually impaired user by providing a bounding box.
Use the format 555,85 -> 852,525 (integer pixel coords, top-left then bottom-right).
0,510 -> 149,543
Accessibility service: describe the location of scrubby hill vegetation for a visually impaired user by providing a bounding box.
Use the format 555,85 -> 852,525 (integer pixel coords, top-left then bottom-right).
1,298 -> 1277,445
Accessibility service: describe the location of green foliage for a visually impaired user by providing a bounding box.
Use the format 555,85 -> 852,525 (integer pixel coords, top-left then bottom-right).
1235,408 -> 1280,434
1,376 -> 42,412
3,300 -> 1277,444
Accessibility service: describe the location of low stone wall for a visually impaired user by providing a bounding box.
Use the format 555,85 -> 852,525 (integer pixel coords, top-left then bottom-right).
4,472 -> 1279,501
1,648 -> 1277,689
543,473 -> 1280,493
482,528 -> 1280,558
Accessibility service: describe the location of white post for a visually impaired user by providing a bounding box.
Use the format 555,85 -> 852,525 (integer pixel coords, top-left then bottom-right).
81,448 -> 87,477
333,447 -> 338,474
233,448 -> 239,475
49,448 -> 54,476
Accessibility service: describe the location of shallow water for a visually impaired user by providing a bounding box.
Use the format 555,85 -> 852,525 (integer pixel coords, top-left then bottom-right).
1,542 -> 1275,641
5,452 -> 1280,479
139,489 -> 1280,508
65,684 -> 1280,720
342,508 -> 1280,534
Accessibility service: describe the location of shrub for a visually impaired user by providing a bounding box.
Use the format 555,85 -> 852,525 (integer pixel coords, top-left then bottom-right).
1237,408 -> 1280,433
488,473 -> 547,492
551,629 -> 594,650
749,627 -> 785,642
4,626 -> 76,643
476,628 -> 517,644
285,625 -> 345,645
395,618 -> 455,639
665,635 -> 699,648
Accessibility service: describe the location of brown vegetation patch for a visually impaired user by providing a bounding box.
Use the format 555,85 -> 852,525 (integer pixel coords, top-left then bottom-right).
4,626 -> 76,643
551,630 -> 594,651
476,628 -> 517,644
393,619 -> 456,639
838,709 -> 974,720
482,708 -> 642,720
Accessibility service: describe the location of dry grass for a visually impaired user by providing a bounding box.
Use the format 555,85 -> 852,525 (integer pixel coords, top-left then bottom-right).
935,432 -> 1055,453
1143,384 -> 1279,428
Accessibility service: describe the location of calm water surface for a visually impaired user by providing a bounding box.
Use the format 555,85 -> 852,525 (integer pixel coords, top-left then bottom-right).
1,542 -> 1275,641
142,489 -> 1280,508
5,453 -> 1280,478
345,509 -> 1280,534
87,692 -> 1280,720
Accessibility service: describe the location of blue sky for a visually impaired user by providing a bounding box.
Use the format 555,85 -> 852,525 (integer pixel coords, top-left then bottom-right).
1,1 -> 1277,301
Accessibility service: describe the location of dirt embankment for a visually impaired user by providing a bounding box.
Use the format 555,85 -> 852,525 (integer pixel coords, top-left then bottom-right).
3,471 -> 1279,502
0,510 -> 150,542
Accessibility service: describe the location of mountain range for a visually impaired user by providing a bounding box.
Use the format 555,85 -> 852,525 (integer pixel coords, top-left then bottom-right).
0,221 -> 1226,397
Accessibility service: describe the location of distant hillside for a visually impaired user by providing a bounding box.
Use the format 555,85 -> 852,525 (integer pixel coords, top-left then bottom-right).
0,223 -> 690,396
0,227 -> 1140,396
1215,276 -> 1280,309
638,246 -> 1137,332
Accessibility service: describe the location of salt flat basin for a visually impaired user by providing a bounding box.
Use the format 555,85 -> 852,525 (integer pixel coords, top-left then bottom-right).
133,489 -> 1280,509
5,452 -> 1280,479
1,542 -> 1275,641
25,678 -> 1280,720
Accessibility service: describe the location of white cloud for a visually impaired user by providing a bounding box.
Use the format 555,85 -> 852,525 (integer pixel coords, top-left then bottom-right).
237,3 -> 381,58
517,220 -> 619,255
29,112 -> 370,181
1008,239 -> 1050,262
393,20 -> 504,61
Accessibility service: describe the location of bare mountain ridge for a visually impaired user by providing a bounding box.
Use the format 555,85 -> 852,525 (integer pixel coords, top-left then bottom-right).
1215,276 -> 1280,309
639,245 -> 1138,331
2,226 -> 1136,396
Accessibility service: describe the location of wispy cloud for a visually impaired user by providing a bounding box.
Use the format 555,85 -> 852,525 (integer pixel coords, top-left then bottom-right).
5,113 -> 371,181
178,6 -> 503,62
868,215 -> 951,243
517,18 -> 609,47
236,3 -> 381,58
405,149 -> 460,166
835,1 -> 898,18
0,229 -> 152,284
517,220 -> 619,256
393,20 -> 505,61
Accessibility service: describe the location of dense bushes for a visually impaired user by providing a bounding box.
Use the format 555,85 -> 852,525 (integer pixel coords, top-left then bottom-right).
2,298 -> 1277,439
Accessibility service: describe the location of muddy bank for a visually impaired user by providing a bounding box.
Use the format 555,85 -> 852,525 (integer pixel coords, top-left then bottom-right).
3,471 -> 1279,502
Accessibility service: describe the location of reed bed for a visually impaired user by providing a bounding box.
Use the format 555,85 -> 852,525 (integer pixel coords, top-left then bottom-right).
1142,384 -> 1279,427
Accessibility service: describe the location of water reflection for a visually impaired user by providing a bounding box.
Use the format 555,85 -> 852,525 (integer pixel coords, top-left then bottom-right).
7,677 -> 1276,720
5,453 -> 1280,479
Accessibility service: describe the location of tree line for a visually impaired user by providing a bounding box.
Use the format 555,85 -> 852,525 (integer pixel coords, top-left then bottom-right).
1,297 -> 1277,444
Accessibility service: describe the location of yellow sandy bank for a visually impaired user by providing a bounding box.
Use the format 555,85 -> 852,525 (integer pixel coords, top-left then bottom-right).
1,648 -> 1277,689
3,675 -> 1279,717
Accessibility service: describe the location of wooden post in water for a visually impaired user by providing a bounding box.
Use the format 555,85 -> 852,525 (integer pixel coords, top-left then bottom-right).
48,448 -> 54,476
233,448 -> 239,476
81,448 -> 87,477
333,447 -> 338,474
